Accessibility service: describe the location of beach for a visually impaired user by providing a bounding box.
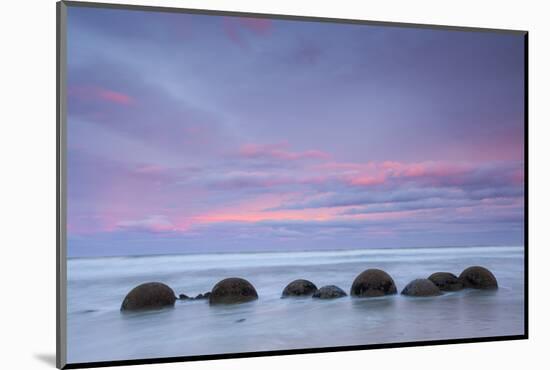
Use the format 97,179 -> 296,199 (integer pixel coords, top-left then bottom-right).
67,245 -> 525,364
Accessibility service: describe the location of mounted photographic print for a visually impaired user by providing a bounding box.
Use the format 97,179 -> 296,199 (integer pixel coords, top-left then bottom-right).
56,1 -> 528,368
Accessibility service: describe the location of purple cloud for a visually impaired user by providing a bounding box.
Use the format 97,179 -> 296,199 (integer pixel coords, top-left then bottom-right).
238,142 -> 331,161
66,7 -> 525,257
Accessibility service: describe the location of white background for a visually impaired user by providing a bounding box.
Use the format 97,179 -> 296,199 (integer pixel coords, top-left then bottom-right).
1,0 -> 548,369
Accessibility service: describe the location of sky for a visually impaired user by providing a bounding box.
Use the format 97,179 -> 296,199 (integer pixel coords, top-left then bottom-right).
66,6 -> 525,257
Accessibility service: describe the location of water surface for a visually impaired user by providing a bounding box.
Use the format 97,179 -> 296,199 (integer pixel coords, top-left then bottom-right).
67,246 -> 525,363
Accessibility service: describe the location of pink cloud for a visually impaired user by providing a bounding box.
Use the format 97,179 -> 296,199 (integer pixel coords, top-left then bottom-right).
316,162 -> 364,171
348,174 -> 386,186
239,142 -> 331,161
191,194 -> 339,226
238,18 -> 272,35
132,164 -> 166,175
285,158 -> 509,190
97,89 -> 132,105
222,18 -> 243,47
117,215 -> 176,233
69,85 -> 133,105
344,161 -> 474,188
222,17 -> 272,47
299,176 -> 329,185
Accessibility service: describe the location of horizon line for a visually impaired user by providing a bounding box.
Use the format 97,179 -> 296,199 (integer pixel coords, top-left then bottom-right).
67,244 -> 524,260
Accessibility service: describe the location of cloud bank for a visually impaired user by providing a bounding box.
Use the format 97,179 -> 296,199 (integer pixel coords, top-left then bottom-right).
66,7 -> 525,257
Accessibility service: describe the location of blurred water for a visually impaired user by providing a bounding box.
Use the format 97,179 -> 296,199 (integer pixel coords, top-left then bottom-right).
67,246 -> 525,364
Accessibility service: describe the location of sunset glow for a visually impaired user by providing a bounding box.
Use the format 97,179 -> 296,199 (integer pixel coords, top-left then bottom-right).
66,8 -> 524,257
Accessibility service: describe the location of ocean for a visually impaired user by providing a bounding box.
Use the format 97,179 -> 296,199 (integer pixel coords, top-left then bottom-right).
67,246 -> 525,364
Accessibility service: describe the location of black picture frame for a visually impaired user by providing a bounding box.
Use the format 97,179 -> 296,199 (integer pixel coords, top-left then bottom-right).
56,1 -> 529,368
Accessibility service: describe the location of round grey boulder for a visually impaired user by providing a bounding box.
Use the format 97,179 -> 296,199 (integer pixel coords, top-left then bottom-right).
459,266 -> 498,289
401,279 -> 442,297
350,269 -> 397,297
281,279 -> 318,298
209,277 -> 259,305
428,272 -> 464,291
312,285 -> 347,299
121,282 -> 176,311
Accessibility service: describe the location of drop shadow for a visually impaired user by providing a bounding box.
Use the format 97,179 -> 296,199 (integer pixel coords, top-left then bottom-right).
34,353 -> 56,367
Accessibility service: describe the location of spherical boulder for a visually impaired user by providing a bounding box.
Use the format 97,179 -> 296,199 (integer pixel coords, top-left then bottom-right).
428,272 -> 464,291
312,285 -> 347,299
209,277 -> 258,305
281,279 -> 318,298
401,279 -> 442,297
459,266 -> 498,289
121,282 -> 176,311
350,269 -> 397,297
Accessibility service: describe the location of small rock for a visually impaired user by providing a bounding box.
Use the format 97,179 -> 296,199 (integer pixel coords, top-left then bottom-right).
401,279 -> 442,297
312,285 -> 347,299
179,293 -> 190,300
193,292 -> 211,300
